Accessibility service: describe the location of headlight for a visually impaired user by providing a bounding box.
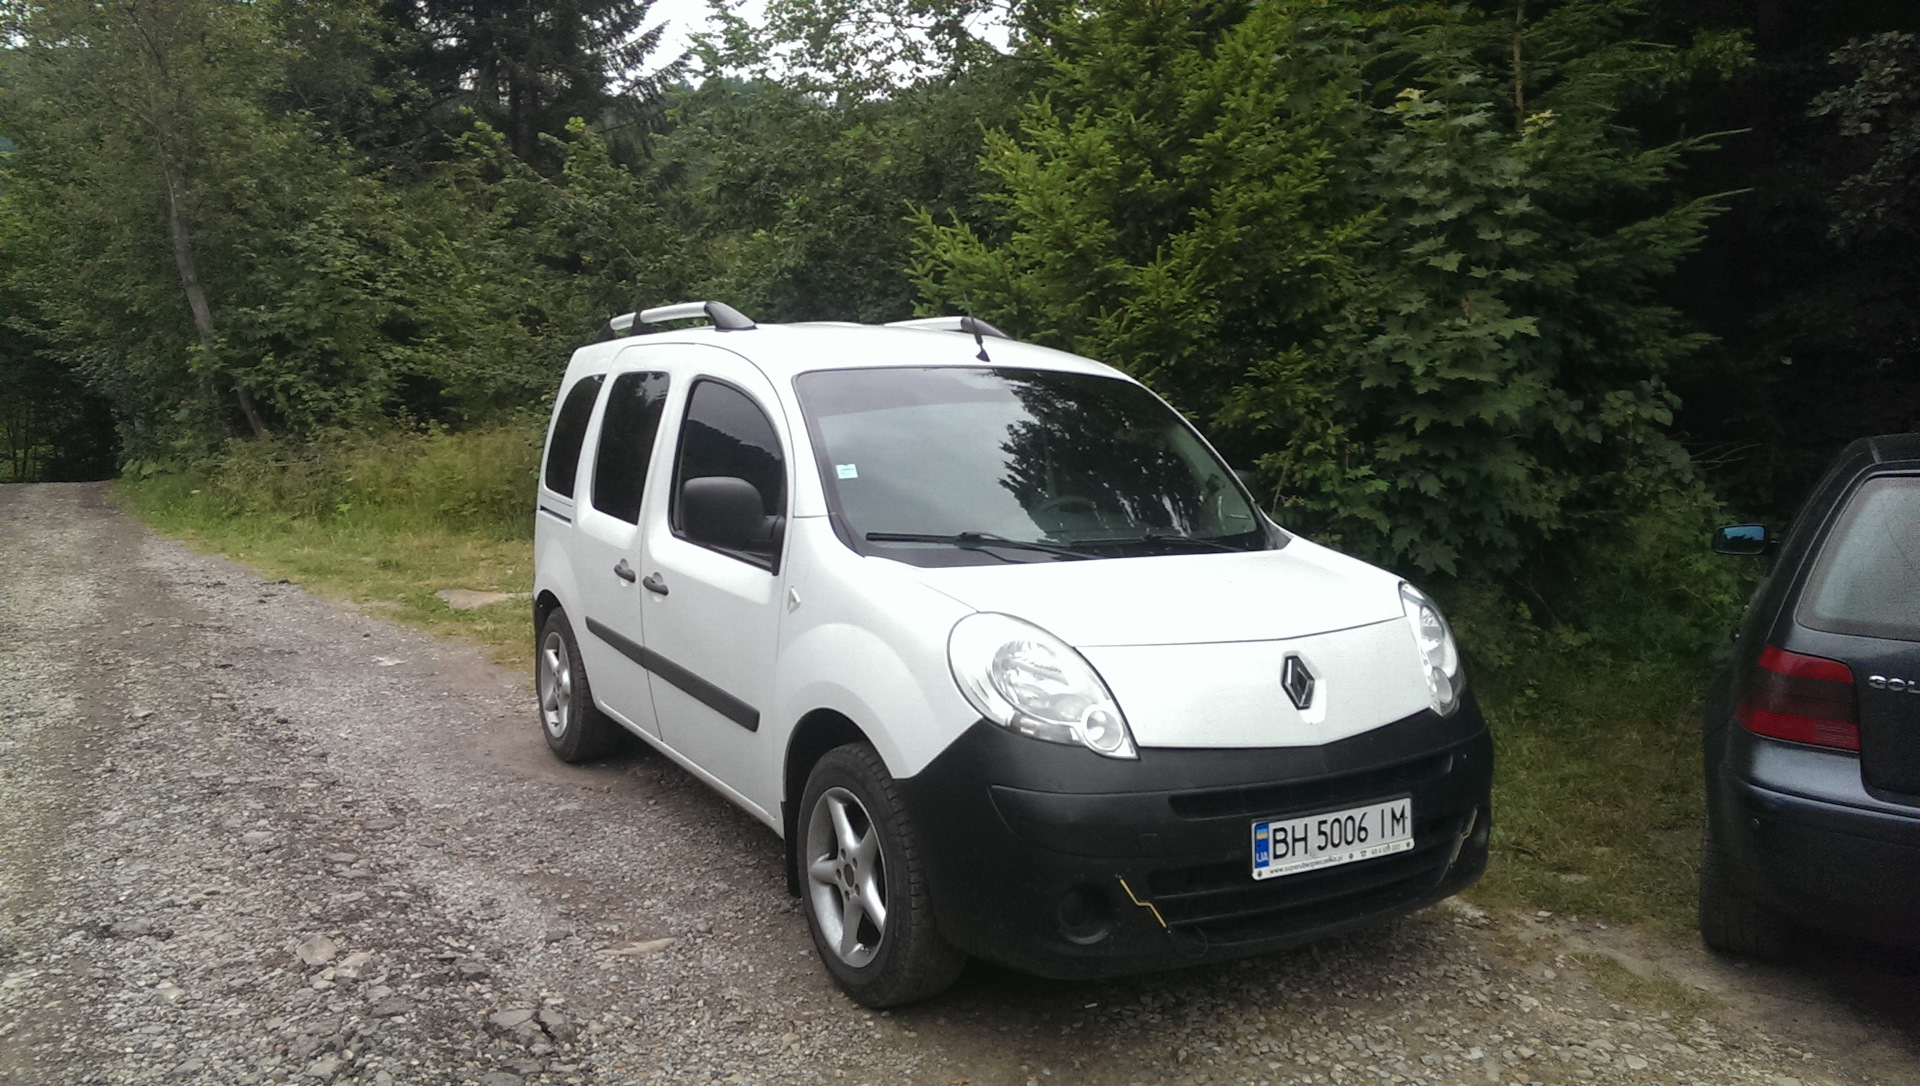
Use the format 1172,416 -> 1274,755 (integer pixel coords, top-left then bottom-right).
1400,583 -> 1463,716
947,613 -> 1137,759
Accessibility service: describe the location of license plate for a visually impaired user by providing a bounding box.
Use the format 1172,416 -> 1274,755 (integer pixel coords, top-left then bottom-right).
1251,797 -> 1413,880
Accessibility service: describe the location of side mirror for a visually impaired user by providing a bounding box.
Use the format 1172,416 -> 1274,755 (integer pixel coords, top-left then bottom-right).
681,476 -> 768,550
1711,523 -> 1771,556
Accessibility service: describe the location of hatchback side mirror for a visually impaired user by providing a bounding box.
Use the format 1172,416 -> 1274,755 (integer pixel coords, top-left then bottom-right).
1711,523 -> 1772,556
681,476 -> 768,550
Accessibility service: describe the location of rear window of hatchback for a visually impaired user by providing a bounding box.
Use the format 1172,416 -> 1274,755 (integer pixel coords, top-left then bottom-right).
1798,474 -> 1920,642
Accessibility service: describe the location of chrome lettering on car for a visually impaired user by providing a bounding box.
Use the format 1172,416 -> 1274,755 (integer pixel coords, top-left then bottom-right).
1867,674 -> 1920,693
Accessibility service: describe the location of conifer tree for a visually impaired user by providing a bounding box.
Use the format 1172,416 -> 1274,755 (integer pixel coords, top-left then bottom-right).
383,0 -> 679,167
916,0 -> 1746,578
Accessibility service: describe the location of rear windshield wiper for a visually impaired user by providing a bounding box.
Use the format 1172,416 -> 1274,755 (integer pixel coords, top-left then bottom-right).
865,531 -> 1091,560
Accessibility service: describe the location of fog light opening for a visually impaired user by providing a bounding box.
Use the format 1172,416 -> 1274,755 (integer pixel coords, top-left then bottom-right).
1056,885 -> 1113,946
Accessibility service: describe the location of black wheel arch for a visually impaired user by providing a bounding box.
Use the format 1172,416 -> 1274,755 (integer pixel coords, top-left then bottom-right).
782,708 -> 872,896
534,590 -> 563,646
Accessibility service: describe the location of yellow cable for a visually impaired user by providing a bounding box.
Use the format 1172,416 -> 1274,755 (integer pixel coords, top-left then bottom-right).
1116,877 -> 1168,930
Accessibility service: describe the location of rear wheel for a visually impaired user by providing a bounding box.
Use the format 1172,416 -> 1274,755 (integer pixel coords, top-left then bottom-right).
537,608 -> 619,763
1699,824 -> 1789,960
798,743 -> 964,1007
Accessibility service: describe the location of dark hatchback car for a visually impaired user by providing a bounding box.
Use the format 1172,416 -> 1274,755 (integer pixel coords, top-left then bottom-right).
1701,434 -> 1920,956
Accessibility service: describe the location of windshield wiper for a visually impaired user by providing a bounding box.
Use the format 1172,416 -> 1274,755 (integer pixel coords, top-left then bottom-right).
1068,530 -> 1247,554
865,531 -> 1091,560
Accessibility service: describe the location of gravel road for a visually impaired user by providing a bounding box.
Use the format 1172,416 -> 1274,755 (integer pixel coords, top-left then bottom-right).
2,482 -> 1917,1086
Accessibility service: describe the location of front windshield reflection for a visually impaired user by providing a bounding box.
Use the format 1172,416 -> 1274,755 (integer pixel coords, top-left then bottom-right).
998,373 -> 1232,539
795,367 -> 1266,565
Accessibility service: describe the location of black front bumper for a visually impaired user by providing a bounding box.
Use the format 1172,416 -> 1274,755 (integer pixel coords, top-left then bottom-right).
898,701 -> 1494,979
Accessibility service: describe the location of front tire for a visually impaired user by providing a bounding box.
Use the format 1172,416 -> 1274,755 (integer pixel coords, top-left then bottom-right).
536,608 -> 619,763
1699,823 -> 1788,960
798,743 -> 964,1007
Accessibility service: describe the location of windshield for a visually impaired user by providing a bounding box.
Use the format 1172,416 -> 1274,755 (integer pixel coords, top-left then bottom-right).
794,366 -> 1272,565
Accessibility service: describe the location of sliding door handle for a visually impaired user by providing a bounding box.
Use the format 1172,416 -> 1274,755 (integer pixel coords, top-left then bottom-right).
613,559 -> 637,583
641,572 -> 669,596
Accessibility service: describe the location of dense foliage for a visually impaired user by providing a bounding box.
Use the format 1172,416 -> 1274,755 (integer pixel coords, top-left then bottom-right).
1663,3 -> 1920,517
0,0 -> 1911,621
916,1 -> 1747,582
382,0 -> 683,167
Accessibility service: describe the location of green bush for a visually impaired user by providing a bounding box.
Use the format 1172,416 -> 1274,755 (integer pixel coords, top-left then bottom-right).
1442,482 -> 1753,676
914,0 -> 1747,584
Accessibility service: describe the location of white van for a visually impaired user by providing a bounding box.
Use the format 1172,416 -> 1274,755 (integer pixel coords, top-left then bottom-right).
532,302 -> 1492,1006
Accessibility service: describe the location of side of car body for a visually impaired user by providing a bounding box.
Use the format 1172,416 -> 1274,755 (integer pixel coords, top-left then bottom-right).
533,308 -> 1494,1004
1702,433 -> 1920,955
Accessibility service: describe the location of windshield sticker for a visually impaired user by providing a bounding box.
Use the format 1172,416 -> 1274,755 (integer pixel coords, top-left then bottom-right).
836,463 -> 859,480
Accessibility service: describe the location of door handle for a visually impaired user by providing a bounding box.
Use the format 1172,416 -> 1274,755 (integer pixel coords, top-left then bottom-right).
641,572 -> 669,596
613,559 -> 637,583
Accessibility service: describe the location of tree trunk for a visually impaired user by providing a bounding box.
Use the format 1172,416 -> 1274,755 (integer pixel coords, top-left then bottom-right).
1511,1 -> 1526,131
157,152 -> 268,438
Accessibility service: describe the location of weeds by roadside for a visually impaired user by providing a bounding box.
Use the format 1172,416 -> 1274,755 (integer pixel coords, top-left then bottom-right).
1469,657 -> 1708,939
1439,488 -> 1753,938
117,426 -> 542,670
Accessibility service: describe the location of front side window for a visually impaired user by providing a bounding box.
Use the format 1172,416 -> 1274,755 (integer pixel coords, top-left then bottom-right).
794,367 -> 1269,567
590,371 -> 671,524
544,373 -> 605,497
672,379 -> 786,566
1799,475 -> 1920,642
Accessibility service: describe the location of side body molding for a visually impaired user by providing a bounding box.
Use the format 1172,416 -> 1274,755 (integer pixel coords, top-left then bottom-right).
584,616 -> 760,731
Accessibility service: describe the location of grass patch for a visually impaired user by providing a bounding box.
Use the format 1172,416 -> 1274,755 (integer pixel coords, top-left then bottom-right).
1467,655 -> 1707,938
1572,952 -> 1714,1017
1446,493 -> 1750,938
117,427 -> 541,670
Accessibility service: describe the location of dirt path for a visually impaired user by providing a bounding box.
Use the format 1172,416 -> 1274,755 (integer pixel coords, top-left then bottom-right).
1,482 -> 1915,1086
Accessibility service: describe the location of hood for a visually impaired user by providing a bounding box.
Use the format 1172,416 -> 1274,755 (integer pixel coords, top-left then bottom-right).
903,536 -> 1405,648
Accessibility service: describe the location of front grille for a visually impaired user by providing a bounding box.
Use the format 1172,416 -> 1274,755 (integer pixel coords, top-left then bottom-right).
1167,752 -> 1455,820
1143,809 -> 1470,944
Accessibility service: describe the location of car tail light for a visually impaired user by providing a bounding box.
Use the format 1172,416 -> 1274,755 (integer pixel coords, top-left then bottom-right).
1736,645 -> 1859,752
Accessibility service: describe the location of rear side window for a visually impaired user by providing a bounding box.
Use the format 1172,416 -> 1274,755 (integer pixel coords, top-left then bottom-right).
591,372 -> 671,524
673,380 -> 785,564
544,374 -> 604,497
1798,475 -> 1920,642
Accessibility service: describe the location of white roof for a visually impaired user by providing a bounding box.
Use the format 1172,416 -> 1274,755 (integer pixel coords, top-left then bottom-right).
567,321 -> 1131,386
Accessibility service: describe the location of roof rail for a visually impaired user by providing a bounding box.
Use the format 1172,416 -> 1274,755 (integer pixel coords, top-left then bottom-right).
885,315 -> 1011,340
608,301 -> 757,336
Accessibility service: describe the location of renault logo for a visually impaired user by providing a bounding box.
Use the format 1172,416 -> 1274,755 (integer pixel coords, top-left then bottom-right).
1282,654 -> 1315,711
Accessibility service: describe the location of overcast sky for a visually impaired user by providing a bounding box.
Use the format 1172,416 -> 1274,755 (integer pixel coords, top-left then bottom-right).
640,1 -> 1008,75
646,0 -> 754,66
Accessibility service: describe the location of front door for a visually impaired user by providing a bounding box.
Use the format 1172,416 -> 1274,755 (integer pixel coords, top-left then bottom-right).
635,356 -> 790,822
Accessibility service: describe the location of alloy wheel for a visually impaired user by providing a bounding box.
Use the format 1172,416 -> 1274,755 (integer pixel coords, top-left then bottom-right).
805,786 -> 888,968
538,629 -> 572,740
